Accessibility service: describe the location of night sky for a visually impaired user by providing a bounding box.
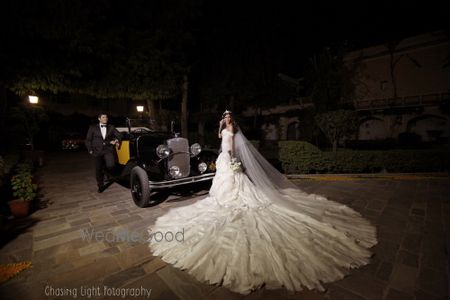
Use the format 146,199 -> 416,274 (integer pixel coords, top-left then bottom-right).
200,1 -> 448,56
0,0 -> 448,101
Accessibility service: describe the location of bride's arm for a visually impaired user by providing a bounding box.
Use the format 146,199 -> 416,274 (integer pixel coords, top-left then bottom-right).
218,120 -> 224,138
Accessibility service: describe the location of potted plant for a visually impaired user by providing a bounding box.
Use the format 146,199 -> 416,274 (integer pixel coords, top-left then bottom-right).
8,163 -> 37,218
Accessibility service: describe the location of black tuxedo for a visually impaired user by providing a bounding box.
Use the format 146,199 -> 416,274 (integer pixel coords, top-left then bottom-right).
85,124 -> 122,187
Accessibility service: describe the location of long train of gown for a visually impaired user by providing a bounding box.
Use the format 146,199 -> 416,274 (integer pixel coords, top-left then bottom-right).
148,129 -> 377,294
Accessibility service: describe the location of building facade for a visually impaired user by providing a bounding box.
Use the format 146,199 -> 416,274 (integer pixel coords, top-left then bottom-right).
246,31 -> 450,145
345,31 -> 450,143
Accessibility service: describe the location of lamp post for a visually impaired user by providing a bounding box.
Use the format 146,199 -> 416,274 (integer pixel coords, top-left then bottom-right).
136,105 -> 144,119
28,95 -> 39,104
24,95 -> 46,165
26,95 -> 39,151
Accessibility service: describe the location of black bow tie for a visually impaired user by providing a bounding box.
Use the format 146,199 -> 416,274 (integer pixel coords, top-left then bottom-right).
101,125 -> 107,128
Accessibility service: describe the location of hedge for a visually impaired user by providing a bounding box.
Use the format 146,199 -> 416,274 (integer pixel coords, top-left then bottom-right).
279,141 -> 450,174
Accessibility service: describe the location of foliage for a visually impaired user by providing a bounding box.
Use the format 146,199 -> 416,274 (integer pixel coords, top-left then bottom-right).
305,47 -> 357,112
0,0 -> 200,100
279,141 -> 450,174
314,109 -> 359,152
10,162 -> 37,202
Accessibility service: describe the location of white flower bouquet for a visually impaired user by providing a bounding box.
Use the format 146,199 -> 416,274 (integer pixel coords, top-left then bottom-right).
230,157 -> 243,173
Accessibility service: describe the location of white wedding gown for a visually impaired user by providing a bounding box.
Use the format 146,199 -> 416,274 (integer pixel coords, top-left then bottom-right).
148,129 -> 377,294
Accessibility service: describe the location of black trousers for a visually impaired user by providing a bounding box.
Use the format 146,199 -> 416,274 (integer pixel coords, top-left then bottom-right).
94,150 -> 116,186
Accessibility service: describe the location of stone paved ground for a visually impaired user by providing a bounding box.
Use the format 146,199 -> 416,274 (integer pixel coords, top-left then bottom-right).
0,151 -> 449,300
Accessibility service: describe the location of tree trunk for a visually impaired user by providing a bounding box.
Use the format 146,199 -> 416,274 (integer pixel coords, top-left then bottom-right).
181,75 -> 189,138
146,99 -> 157,120
332,129 -> 337,154
198,120 -> 205,146
332,140 -> 337,154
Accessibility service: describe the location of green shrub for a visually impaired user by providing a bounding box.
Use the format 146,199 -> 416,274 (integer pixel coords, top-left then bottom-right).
11,162 -> 37,202
279,141 -> 450,174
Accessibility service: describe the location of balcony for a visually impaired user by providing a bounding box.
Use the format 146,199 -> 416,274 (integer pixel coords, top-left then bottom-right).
355,92 -> 450,110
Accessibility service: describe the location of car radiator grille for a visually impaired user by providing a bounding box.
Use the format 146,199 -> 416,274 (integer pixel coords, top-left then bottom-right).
167,138 -> 190,177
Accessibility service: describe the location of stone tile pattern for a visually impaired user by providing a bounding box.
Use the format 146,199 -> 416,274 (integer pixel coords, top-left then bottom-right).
0,152 -> 448,300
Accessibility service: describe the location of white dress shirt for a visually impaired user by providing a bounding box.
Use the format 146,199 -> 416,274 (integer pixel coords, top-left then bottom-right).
100,123 -> 107,140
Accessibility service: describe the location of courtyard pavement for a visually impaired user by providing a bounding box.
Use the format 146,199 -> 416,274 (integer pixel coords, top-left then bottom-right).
0,151 -> 449,300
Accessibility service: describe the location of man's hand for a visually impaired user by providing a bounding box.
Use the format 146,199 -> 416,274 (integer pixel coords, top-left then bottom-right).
110,139 -> 119,146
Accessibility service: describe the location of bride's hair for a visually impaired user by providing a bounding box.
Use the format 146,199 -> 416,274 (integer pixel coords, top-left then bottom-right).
220,110 -> 238,134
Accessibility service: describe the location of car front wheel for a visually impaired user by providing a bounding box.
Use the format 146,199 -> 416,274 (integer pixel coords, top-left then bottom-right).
130,166 -> 151,207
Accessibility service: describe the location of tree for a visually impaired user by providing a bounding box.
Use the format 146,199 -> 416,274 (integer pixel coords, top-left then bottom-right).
305,47 -> 357,113
181,75 -> 189,137
314,109 -> 359,153
0,0 -> 197,104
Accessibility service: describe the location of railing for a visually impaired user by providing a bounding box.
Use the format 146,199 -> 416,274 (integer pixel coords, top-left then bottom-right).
355,92 -> 450,110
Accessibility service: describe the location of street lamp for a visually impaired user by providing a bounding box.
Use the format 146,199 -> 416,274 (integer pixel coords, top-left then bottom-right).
136,105 -> 144,119
28,95 -> 39,104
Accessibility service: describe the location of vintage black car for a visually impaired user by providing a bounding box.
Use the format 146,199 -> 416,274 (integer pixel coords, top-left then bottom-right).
114,118 -> 217,207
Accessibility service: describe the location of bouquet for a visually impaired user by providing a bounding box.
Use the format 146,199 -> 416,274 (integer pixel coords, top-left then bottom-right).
230,157 -> 243,173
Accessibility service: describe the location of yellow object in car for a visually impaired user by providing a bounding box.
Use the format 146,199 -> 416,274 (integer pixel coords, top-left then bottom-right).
116,141 -> 130,165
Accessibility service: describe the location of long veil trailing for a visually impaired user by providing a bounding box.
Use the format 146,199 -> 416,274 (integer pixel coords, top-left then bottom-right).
148,124 -> 377,294
233,129 -> 377,248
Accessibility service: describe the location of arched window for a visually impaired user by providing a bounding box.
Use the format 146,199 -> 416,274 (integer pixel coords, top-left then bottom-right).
407,115 -> 448,142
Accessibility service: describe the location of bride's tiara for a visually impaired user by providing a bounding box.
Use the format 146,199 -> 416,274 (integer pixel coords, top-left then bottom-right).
222,109 -> 232,117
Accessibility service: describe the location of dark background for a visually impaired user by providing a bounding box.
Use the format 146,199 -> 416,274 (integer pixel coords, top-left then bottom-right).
0,0 -> 448,152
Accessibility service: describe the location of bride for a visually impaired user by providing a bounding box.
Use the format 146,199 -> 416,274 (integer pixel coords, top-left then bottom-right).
148,110 -> 377,294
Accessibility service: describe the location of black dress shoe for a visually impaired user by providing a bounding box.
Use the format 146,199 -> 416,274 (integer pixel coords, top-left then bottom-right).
97,185 -> 106,193
105,174 -> 118,183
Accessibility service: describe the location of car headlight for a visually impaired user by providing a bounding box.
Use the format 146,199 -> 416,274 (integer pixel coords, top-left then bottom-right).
190,143 -> 202,156
156,145 -> 170,159
198,162 -> 207,173
169,166 -> 181,178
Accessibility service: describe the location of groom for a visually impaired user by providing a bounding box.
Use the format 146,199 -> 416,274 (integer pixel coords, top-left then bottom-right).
85,113 -> 122,192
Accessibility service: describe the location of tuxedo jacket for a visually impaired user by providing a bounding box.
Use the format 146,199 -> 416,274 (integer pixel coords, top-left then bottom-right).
85,124 -> 122,155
